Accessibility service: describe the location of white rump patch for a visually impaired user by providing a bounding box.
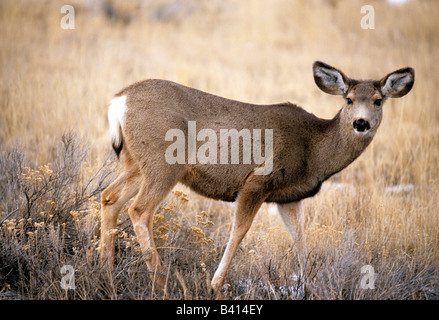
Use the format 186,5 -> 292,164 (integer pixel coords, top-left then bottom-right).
108,95 -> 127,149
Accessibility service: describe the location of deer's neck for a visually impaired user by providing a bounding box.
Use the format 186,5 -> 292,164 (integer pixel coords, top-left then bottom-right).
313,110 -> 373,181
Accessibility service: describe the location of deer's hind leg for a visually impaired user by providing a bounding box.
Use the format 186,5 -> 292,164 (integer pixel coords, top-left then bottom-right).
126,169 -> 180,290
100,168 -> 141,266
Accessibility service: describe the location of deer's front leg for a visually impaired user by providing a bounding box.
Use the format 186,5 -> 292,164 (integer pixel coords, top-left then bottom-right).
211,189 -> 266,298
277,201 -> 307,273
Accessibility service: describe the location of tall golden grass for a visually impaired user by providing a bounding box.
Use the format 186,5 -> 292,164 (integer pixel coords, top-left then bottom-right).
1,0 -> 438,299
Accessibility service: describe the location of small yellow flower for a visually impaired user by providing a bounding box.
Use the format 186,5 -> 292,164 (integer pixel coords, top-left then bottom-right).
34,221 -> 45,228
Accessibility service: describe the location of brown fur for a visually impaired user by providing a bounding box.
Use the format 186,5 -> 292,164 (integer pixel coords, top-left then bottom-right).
100,61 -> 414,297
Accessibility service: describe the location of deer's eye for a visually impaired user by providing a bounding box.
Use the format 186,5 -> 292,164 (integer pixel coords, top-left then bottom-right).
346,98 -> 353,105
374,99 -> 382,107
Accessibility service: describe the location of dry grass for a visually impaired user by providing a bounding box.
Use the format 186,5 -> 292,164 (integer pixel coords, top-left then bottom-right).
1,0 -> 438,299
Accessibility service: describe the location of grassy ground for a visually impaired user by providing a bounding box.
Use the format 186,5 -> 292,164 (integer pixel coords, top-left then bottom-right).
1,0 -> 438,299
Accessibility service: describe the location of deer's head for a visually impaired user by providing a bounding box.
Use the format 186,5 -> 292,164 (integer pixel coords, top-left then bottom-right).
313,61 -> 415,138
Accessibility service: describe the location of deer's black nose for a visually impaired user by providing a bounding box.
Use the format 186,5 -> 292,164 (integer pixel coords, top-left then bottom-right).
353,119 -> 370,132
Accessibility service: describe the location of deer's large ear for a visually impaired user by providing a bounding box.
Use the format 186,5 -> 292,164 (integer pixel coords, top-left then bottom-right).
380,67 -> 415,98
313,61 -> 350,96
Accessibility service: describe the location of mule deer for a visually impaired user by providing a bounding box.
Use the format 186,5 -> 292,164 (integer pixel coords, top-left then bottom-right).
99,61 -> 414,296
